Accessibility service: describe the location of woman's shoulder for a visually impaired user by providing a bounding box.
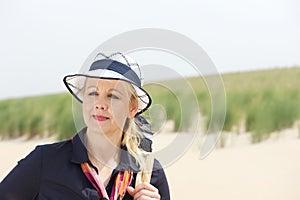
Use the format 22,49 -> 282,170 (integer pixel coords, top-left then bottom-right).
152,159 -> 164,171
151,159 -> 167,179
151,159 -> 170,199
19,138 -> 75,168
33,138 -> 73,156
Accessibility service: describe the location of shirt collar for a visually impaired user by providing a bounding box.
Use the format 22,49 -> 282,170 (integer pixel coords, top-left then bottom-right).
70,127 -> 140,172
70,127 -> 89,164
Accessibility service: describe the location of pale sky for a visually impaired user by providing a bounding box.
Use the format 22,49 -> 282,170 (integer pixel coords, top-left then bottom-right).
0,0 -> 299,100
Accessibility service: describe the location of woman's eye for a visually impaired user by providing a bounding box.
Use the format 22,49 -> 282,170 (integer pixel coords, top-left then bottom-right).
108,94 -> 119,99
88,91 -> 98,96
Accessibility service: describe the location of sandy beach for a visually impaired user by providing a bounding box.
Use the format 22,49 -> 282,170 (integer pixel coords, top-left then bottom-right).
1,130 -> 300,200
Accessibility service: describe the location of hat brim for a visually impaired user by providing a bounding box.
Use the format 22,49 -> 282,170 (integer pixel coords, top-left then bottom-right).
63,69 -> 151,115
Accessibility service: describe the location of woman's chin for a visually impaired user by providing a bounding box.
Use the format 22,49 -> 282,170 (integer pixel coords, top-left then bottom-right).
86,123 -> 105,133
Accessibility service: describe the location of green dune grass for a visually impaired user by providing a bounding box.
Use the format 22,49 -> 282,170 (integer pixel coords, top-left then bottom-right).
0,93 -> 76,140
0,66 -> 299,142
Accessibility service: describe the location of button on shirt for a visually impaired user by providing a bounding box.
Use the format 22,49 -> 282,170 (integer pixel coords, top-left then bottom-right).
0,129 -> 170,200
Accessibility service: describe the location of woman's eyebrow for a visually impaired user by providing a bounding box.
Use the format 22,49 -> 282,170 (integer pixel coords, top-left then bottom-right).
109,88 -> 124,95
85,86 -> 124,95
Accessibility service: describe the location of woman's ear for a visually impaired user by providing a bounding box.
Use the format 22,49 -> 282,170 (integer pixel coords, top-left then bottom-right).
128,96 -> 138,119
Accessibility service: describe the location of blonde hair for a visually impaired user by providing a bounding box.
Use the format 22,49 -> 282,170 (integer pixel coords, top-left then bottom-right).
121,84 -> 148,169
122,119 -> 147,169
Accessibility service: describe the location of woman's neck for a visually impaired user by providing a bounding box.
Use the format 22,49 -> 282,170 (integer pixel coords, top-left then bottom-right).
84,128 -> 122,169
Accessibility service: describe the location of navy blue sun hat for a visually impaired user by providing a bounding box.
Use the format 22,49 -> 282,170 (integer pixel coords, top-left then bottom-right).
63,53 -> 152,115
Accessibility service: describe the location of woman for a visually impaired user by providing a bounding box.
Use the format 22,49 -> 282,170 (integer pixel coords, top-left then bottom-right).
0,53 -> 170,199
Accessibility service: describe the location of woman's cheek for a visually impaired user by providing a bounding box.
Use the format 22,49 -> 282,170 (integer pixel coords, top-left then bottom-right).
111,104 -> 129,126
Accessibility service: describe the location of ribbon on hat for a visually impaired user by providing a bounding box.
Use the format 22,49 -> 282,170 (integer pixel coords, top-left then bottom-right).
89,59 -> 141,87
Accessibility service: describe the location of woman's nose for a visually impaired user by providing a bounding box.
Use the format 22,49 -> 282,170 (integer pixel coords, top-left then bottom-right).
94,96 -> 108,110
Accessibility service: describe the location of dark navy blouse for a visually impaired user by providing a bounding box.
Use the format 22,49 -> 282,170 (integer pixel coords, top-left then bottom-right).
0,129 -> 170,200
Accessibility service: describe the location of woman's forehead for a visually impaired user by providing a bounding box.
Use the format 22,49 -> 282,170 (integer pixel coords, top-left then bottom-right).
85,78 -> 128,90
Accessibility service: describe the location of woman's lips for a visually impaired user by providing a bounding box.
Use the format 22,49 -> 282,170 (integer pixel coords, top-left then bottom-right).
92,115 -> 109,121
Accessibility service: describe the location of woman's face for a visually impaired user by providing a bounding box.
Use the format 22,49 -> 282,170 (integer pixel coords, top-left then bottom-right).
82,78 -> 138,136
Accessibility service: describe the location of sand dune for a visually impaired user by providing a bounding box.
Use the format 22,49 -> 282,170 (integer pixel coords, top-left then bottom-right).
1,130 -> 300,200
